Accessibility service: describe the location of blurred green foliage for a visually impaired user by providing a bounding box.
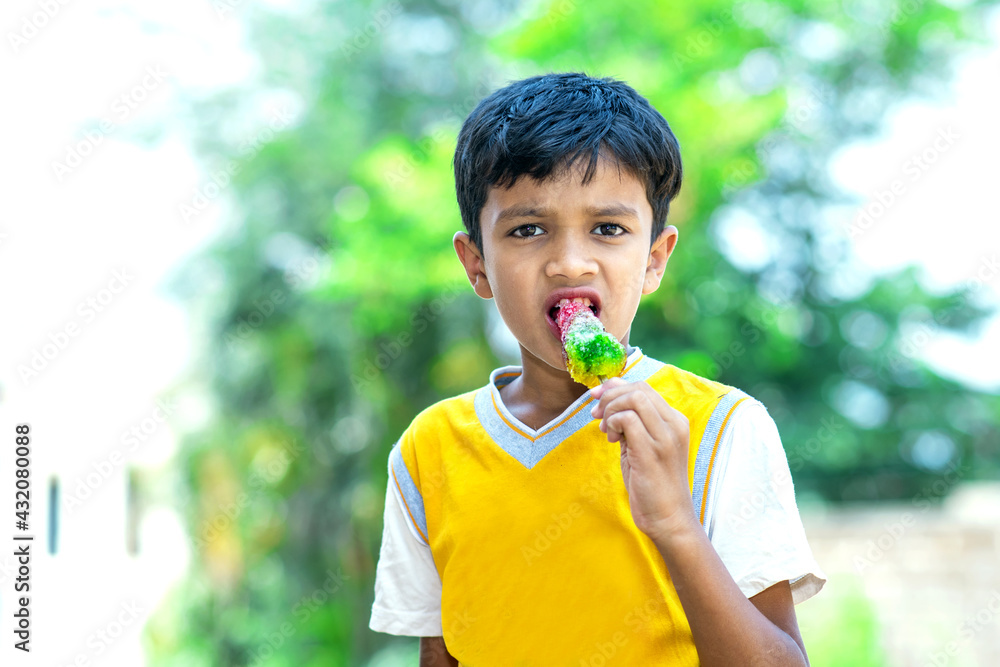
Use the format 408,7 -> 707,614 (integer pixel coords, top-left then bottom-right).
796,575 -> 886,666
150,0 -> 1000,664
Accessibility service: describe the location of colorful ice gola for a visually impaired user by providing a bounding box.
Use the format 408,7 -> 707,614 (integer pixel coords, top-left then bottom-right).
555,299 -> 627,388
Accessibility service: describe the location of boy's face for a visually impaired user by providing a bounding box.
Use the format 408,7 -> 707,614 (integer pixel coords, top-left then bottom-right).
454,158 -> 677,376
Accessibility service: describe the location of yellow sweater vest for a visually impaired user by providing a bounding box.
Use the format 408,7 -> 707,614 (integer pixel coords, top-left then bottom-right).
389,351 -> 751,666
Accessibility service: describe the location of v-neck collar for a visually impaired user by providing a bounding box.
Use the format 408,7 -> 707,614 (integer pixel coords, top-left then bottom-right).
472,347 -> 664,469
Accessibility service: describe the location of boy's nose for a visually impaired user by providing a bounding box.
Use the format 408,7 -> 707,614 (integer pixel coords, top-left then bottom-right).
544,236 -> 598,280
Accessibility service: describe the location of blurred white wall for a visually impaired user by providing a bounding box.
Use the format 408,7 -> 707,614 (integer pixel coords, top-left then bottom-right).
0,1 -> 255,664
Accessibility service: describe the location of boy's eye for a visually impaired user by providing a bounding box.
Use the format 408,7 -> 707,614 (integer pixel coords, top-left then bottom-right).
511,224 -> 544,238
594,223 -> 625,236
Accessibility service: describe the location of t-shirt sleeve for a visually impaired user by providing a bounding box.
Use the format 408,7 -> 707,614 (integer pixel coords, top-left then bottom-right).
369,469 -> 444,636
709,401 -> 827,605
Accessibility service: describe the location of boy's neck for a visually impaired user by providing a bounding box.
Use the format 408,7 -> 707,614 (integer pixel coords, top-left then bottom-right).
497,339 -> 634,431
498,358 -> 589,431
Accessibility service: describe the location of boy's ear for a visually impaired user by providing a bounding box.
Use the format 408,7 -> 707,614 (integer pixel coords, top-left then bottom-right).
643,225 -> 678,295
453,231 -> 494,299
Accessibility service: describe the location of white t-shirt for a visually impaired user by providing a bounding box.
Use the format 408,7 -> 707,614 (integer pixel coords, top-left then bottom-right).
370,400 -> 827,636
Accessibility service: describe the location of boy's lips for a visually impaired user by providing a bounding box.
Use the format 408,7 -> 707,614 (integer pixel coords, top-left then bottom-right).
544,287 -> 602,340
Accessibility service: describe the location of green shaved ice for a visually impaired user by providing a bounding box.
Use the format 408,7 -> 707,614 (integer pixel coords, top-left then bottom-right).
561,310 -> 626,388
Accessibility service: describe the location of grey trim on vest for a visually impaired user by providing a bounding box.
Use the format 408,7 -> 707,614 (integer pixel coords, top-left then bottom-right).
389,441 -> 429,545
473,348 -> 662,470
692,388 -> 753,538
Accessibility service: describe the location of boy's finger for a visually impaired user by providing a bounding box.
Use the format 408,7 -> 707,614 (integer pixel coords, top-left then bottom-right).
604,410 -> 639,443
589,376 -> 626,400
592,379 -> 677,427
590,378 -> 658,420
589,378 -> 634,418
599,391 -> 670,444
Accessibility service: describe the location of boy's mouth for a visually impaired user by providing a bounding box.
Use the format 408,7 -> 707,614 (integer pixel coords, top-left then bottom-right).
549,298 -> 598,321
544,288 -> 602,340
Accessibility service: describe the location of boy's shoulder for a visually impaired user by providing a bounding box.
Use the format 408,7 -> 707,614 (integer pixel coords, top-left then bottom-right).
643,360 -> 768,441
640,358 -> 751,417
647,360 -> 733,397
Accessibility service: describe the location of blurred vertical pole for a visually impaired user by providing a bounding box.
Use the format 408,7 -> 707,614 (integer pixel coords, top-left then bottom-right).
48,476 -> 58,555
126,467 -> 139,555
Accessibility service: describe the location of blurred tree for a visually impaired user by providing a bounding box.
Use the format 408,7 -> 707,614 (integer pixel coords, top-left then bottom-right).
149,0 -> 1000,664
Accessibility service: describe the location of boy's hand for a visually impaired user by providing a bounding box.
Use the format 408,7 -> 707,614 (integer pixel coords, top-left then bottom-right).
590,377 -> 697,542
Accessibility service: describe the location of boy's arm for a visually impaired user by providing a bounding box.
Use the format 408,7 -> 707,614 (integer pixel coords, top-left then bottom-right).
591,379 -> 809,666
419,637 -> 459,666
369,466 -> 445,637
658,529 -> 809,665
749,581 -> 807,656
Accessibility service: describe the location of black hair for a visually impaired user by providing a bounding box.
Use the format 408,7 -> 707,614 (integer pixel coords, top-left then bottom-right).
453,72 -> 683,251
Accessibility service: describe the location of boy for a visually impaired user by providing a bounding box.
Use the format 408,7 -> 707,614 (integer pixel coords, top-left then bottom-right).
370,72 -> 825,665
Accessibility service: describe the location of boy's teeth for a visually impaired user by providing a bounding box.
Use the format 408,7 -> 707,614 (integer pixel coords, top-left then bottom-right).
552,296 -> 593,318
